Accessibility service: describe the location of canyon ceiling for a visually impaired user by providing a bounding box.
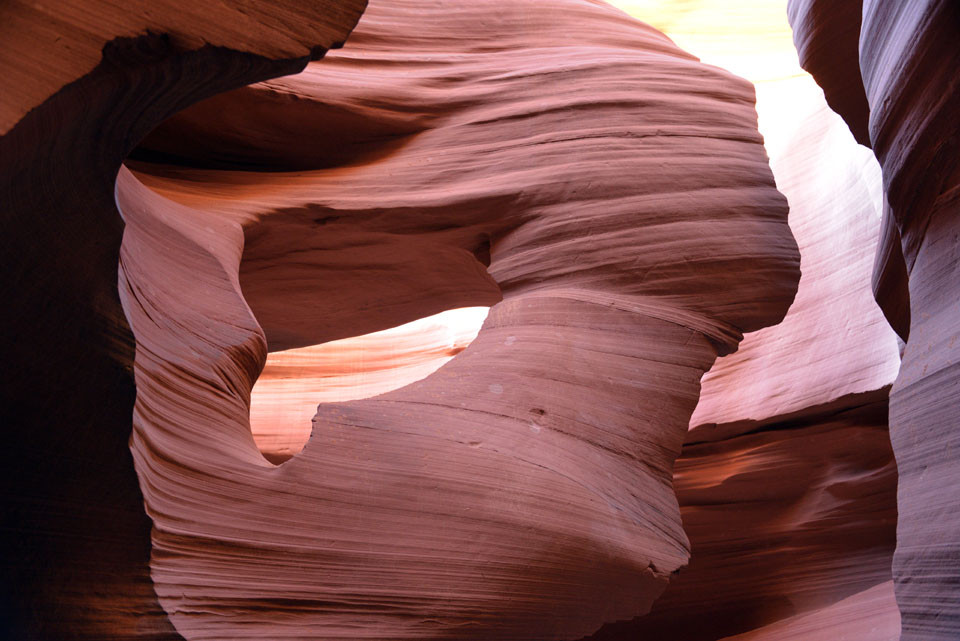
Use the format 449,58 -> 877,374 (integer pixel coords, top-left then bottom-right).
0,1 -> 957,640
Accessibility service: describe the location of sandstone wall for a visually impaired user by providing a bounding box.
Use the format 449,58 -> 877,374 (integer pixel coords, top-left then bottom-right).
789,2 -> 960,638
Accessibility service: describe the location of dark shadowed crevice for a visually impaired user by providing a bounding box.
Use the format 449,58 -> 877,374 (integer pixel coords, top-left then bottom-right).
0,30 -> 331,641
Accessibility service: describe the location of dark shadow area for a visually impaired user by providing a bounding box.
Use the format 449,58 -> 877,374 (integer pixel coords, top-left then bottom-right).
0,32 -> 314,640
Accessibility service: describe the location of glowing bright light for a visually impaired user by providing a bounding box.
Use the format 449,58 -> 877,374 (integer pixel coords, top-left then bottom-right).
250,307 -> 490,461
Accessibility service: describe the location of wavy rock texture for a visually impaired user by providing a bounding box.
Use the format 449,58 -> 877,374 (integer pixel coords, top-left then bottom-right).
785,0 -> 871,147
586,391 -> 898,641
789,2 -> 960,638
582,2 -> 902,639
0,2 -> 365,640
690,99 -> 900,427
7,1 -> 919,639
0,0 -> 363,135
785,0 -> 911,342
608,1 -> 901,429
118,0 -> 799,638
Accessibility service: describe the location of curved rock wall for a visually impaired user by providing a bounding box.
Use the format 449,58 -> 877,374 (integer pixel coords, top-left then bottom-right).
718,581 -> 901,641
789,2 -> 960,639
588,2 -> 902,639
119,0 -> 799,638
690,99 -> 899,427
9,0 -> 923,639
0,2 -> 365,639
585,392 -> 898,641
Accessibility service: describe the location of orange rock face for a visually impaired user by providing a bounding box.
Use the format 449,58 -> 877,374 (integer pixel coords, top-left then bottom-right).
117,0 -> 799,638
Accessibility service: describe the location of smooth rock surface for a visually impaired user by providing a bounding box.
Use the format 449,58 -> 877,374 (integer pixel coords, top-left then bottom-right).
617,0 -> 903,429
719,581 -> 900,641
8,0 -> 926,639
0,0 -> 365,135
690,97 -> 900,427
583,3 -> 902,639
584,391 -> 899,640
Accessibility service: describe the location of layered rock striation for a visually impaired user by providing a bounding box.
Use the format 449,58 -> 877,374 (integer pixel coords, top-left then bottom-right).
571,3 -> 903,639
789,2 -> 960,638
0,2 -> 364,639
250,307 -> 490,463
118,0 -> 799,638
10,0 -> 934,639
586,391 -> 898,641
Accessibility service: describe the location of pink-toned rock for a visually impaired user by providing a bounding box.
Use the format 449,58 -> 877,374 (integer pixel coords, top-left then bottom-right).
250,307 -> 488,462
119,0 -> 799,638
718,581 -> 900,641
584,391 -> 898,641
0,2 -> 364,639
690,98 -> 900,428
789,1 -> 960,638
785,0 -> 871,147
566,5 -> 902,640
0,0 -> 365,136
607,0 -> 901,434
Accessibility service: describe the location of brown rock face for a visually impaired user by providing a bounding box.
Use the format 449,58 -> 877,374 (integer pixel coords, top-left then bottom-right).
585,391 -> 899,641
719,581 -> 901,641
116,0 -> 799,638
16,0 -> 930,638
0,2 -> 364,640
789,1 -> 960,638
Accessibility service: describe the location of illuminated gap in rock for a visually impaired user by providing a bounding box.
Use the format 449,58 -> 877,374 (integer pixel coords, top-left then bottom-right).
250,306 -> 490,463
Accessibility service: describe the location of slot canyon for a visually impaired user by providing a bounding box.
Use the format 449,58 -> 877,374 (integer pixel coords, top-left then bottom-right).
0,1 -> 957,640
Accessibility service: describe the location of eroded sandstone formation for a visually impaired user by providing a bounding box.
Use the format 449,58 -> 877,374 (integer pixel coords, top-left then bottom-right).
570,3 -> 902,639
0,2 -> 364,639
788,2 -> 960,639
9,0 -> 953,639
117,0 -> 799,638
250,308 -> 489,462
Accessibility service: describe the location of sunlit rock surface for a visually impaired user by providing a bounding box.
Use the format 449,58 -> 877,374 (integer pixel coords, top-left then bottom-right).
719,581 -> 901,641
789,1 -> 960,639
241,11 -> 906,631
9,0 -> 954,639
608,0 -> 900,428
585,389 -> 898,641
